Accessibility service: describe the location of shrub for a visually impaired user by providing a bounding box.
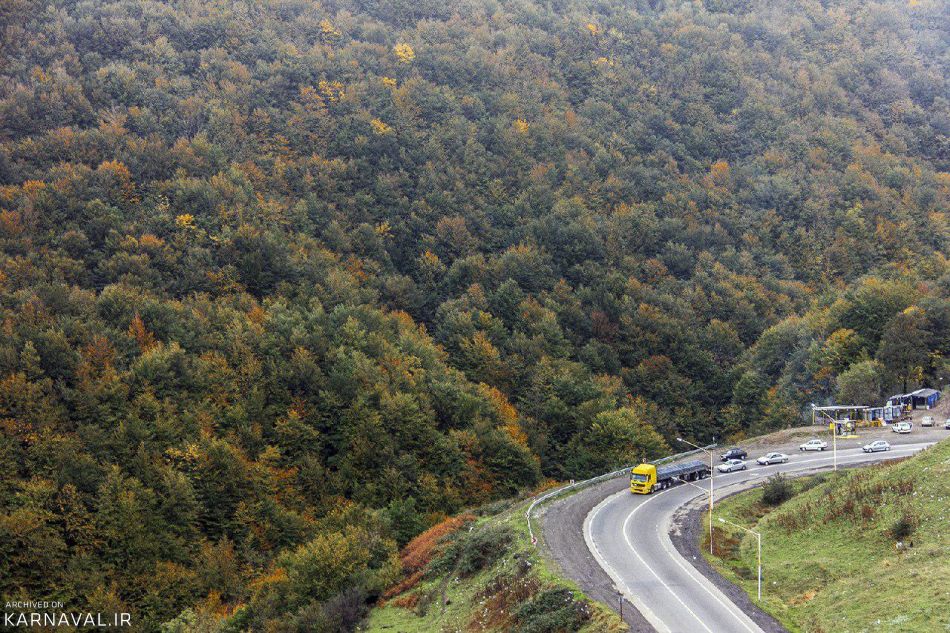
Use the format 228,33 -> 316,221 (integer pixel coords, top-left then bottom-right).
429,524 -> 513,578
469,562 -> 541,630
799,474 -> 826,492
890,513 -> 917,541
385,497 -> 426,547
400,514 -> 474,574
514,589 -> 591,633
281,588 -> 367,633
383,513 -> 474,599
761,474 -> 794,506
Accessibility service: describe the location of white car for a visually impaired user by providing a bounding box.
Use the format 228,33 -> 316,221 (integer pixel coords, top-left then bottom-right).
862,440 -> 891,453
892,422 -> 912,434
799,438 -> 828,451
921,416 -> 935,427
756,452 -> 789,465
945,418 -> 950,430
717,459 -> 747,473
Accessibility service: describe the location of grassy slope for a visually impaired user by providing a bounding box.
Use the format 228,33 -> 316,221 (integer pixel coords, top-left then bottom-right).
704,439 -> 950,633
362,495 -> 626,633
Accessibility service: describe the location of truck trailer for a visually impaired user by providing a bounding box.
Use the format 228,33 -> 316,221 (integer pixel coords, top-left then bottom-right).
630,459 -> 710,494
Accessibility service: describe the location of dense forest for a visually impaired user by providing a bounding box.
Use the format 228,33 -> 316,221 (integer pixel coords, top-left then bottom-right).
1,0 -> 948,630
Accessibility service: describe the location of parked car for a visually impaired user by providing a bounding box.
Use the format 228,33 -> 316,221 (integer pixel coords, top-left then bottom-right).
944,418 -> 950,430
892,421 -> 913,434
921,416 -> 935,427
862,440 -> 891,453
756,452 -> 789,465
717,459 -> 747,473
799,438 -> 828,451
720,447 -> 748,461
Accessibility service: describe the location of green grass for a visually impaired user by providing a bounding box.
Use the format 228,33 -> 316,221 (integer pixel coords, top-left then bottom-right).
361,495 -> 627,633
703,440 -> 950,633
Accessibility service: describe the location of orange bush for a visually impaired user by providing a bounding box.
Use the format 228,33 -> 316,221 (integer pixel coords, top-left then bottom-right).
382,513 -> 475,598
390,593 -> 419,610
382,570 -> 425,600
401,513 -> 474,572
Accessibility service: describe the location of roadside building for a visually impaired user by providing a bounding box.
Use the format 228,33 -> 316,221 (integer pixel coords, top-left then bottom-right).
864,404 -> 904,424
909,388 -> 940,409
887,388 -> 941,410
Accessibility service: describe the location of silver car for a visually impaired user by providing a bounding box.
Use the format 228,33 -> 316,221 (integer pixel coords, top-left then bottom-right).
799,438 -> 828,451
717,459 -> 747,473
862,440 -> 890,453
756,452 -> 789,465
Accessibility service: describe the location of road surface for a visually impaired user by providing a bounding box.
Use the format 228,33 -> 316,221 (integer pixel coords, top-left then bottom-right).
581,441 -> 935,633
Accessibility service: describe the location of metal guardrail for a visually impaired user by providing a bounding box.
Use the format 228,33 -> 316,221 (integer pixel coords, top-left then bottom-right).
525,446 -> 713,545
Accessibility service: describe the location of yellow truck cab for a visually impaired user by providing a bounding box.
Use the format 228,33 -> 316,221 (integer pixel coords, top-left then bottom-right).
630,464 -> 657,494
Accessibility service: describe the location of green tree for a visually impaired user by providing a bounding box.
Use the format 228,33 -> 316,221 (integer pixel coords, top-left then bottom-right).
278,526 -> 397,606
836,360 -> 883,406
565,406 -> 669,477
876,308 -> 931,394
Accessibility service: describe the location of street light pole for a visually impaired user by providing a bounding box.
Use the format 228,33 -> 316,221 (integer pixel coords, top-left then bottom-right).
677,437 -> 714,555
718,517 -> 762,600
833,424 -> 837,472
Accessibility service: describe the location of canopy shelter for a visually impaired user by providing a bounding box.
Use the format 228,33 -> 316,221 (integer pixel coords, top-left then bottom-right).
811,405 -> 869,422
864,404 -> 905,424
887,393 -> 913,407
811,405 -> 868,436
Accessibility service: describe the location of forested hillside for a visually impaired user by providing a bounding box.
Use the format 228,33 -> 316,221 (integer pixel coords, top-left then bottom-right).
1,0 -> 948,630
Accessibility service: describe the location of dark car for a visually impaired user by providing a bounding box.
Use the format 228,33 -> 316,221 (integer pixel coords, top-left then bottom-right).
720,447 -> 747,461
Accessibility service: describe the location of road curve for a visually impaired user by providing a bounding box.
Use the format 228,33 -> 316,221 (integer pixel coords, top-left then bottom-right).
583,441 -> 934,633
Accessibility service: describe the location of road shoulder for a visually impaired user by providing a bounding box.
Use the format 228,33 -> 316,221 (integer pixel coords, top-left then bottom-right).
669,493 -> 788,633
538,477 -> 656,632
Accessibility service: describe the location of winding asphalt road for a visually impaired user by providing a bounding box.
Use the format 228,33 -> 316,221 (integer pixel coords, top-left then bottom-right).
581,441 -> 935,633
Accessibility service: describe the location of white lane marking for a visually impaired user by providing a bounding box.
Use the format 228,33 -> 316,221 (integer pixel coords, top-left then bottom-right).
625,488 -> 757,633
584,491 -> 673,633
656,508 -> 762,631
618,494 -> 718,633
593,442 -> 934,633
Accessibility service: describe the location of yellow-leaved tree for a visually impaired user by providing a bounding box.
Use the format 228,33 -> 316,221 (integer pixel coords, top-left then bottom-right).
393,43 -> 415,63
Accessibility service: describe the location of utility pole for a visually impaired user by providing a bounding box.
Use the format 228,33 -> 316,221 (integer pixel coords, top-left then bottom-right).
718,517 -> 762,600
833,423 -> 837,472
677,437 -> 715,555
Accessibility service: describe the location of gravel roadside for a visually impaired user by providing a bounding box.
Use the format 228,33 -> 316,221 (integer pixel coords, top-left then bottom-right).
537,477 -> 656,632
